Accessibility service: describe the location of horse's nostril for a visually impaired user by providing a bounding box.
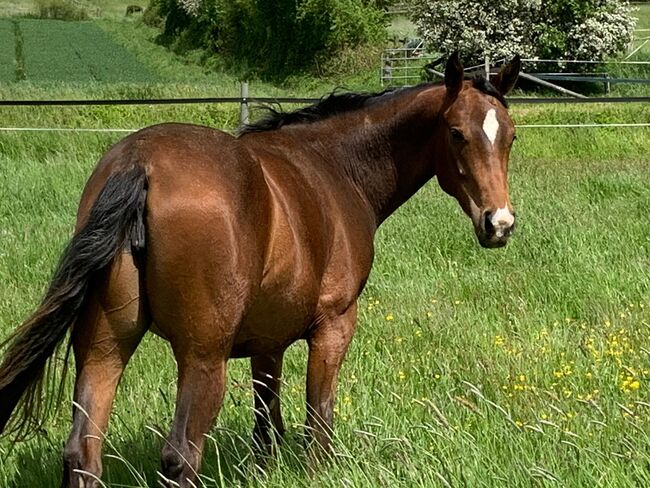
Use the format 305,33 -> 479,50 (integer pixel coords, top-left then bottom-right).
484,212 -> 494,235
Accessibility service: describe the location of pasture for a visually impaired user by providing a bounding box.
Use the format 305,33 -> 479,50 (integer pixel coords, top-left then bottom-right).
0,19 -> 155,83
0,98 -> 649,487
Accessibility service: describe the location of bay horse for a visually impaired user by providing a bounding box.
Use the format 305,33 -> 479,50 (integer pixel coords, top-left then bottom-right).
0,53 -> 520,487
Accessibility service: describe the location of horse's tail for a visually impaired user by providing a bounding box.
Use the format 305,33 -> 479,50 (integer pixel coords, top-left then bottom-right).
0,165 -> 147,439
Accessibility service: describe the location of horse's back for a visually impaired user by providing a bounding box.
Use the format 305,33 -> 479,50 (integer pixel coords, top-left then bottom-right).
78,123 -> 254,219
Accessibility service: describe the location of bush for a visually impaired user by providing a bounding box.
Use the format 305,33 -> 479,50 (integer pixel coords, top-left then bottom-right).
146,0 -> 387,78
33,0 -> 90,20
410,0 -> 637,67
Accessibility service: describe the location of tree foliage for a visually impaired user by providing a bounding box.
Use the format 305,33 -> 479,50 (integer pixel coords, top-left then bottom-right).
410,0 -> 637,66
146,0 -> 387,78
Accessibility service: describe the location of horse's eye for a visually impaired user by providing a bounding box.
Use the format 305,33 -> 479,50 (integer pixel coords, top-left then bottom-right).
450,128 -> 465,143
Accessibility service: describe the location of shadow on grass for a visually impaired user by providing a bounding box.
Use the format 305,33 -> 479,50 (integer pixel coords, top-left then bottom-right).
4,424 -> 310,487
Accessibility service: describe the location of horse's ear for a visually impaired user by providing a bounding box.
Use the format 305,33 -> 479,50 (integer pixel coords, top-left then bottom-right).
444,51 -> 464,100
493,55 -> 521,96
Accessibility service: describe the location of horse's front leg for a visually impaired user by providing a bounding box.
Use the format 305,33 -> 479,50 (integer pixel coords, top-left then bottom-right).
251,351 -> 286,455
305,302 -> 357,463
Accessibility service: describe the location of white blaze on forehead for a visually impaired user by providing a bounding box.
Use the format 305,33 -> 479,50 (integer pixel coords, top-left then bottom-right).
482,108 -> 499,146
491,206 -> 515,238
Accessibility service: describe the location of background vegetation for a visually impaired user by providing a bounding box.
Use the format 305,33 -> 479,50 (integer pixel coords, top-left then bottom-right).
5,19 -> 156,83
147,0 -> 387,78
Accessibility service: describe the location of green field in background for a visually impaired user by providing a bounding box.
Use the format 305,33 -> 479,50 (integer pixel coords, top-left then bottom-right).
0,19 -> 156,83
0,4 -> 648,488
0,20 -> 15,81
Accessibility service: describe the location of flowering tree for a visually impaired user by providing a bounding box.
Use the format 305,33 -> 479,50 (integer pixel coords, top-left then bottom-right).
176,0 -> 201,16
410,0 -> 637,66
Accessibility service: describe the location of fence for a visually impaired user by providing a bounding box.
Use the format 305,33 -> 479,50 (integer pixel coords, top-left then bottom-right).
1,82 -> 649,132
380,48 -> 650,95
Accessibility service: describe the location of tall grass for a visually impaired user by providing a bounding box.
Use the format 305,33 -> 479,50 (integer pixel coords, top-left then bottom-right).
0,96 -> 649,486
33,0 -> 89,20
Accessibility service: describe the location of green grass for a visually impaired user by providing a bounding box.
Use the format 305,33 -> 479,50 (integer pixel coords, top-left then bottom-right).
0,0 -> 142,19
0,0 -> 31,17
606,4 -> 650,96
16,19 -> 156,83
0,20 -> 15,81
83,0 -> 141,18
0,97 -> 649,487
388,14 -> 418,41
634,4 -> 650,30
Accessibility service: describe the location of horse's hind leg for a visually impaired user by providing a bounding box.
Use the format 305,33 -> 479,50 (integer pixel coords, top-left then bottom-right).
152,275 -> 245,486
160,343 -> 228,487
62,253 -> 147,488
251,351 -> 285,455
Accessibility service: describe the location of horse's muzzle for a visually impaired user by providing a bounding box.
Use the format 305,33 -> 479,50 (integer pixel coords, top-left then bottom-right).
476,208 -> 515,248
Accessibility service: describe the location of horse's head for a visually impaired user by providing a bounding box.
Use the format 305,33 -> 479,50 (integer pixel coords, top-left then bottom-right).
435,52 -> 521,248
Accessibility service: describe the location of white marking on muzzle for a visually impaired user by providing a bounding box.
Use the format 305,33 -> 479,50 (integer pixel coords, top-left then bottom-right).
491,206 -> 514,238
482,108 -> 499,146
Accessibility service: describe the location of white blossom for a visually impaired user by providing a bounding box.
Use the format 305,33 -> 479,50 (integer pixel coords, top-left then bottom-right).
410,0 -> 636,64
178,0 -> 202,17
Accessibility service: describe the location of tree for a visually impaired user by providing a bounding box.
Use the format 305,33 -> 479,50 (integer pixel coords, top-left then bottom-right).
410,0 -> 637,66
147,0 -> 387,78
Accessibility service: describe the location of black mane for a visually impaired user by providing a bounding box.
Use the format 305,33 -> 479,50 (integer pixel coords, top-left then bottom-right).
238,86 -> 417,135
239,78 -> 506,135
472,76 -> 509,108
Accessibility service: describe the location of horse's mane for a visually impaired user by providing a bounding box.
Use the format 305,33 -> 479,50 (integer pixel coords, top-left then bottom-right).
238,85 -> 420,135
472,76 -> 509,108
239,77 -> 506,135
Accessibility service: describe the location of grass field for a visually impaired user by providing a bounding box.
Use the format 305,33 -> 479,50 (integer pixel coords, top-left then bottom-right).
0,0 -> 141,19
0,3 -> 649,487
20,19 -> 155,83
0,20 -> 15,81
0,96 -> 649,487
0,19 -> 156,83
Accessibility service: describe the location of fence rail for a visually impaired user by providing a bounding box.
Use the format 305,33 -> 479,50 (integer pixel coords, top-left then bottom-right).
1,95 -> 649,107
2,83 -> 648,132
380,47 -> 650,90
1,122 -> 649,134
0,96 -> 320,107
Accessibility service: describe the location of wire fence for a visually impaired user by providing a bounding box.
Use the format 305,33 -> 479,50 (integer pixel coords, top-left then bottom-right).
2,83 -> 648,133
1,122 -> 649,134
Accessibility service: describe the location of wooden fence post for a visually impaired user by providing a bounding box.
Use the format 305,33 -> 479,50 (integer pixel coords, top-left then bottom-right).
240,82 -> 249,127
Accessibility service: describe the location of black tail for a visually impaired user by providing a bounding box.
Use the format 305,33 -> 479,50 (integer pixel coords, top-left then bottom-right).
0,165 -> 147,439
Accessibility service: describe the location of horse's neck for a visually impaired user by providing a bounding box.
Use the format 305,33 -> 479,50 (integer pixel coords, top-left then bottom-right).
319,88 -> 445,225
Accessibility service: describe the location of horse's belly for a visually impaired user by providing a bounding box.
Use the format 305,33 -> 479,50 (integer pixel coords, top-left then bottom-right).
231,284 -> 319,358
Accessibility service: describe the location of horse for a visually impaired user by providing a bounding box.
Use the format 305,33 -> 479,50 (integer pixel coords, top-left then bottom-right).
0,52 -> 520,487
